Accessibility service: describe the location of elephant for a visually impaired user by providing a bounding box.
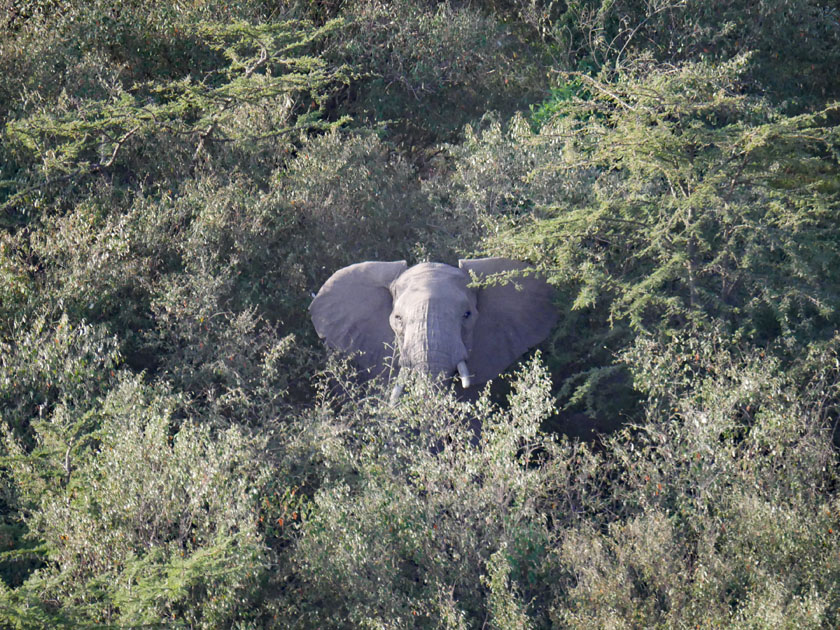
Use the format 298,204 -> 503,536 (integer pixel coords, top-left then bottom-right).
310,257 -> 557,402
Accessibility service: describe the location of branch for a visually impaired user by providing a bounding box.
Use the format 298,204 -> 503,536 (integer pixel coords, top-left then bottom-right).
244,43 -> 269,78
102,124 -> 141,168
1,126 -> 139,215
575,73 -> 638,112
193,123 -> 217,162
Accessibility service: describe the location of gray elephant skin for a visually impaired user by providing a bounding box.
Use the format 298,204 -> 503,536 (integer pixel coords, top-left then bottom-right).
310,258 -> 556,401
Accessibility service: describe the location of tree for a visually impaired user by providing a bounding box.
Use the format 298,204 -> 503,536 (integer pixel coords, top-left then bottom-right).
450,58 -> 840,414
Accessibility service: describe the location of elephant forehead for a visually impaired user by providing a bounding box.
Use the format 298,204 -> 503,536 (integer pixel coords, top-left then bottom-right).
391,263 -> 471,295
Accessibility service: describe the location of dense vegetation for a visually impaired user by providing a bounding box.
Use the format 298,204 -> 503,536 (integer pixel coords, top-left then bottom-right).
1,0 -> 839,627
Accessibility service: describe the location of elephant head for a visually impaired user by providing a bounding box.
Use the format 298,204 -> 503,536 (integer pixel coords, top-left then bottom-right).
309,257 -> 556,401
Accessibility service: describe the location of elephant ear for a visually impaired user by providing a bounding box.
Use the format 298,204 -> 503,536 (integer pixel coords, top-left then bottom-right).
459,257 -> 557,384
310,261 -> 408,378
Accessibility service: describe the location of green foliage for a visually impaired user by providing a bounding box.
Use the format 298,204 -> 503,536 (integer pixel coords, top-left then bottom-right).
2,17 -> 348,217
0,312 -> 121,592
528,77 -> 589,131
327,0 -> 546,144
550,333 -> 840,627
2,375 -> 276,628
484,545 -> 534,630
277,128 -> 463,273
0,235 -> 33,339
0,0 -> 305,111
277,357 -> 597,627
450,58 -> 840,416
1,0 -> 840,627
534,0 -> 840,108
0,313 -> 120,442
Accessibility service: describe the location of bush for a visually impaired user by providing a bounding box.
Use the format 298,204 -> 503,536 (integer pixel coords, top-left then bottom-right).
1,16 -> 347,218
446,59 -> 840,418
274,357 -> 601,627
278,129 -> 471,275
534,0 -> 840,109
3,331 -> 840,628
1,375 -> 278,628
326,0 -> 546,145
0,313 -> 120,443
1,2 -> 839,627
550,332 -> 840,627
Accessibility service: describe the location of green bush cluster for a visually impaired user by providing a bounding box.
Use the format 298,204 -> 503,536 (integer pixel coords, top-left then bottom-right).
561,335 -> 840,628
531,0 -> 840,108
1,0 -> 839,627
327,0 -> 545,144
282,359 -> 566,626
449,57 -> 840,416
5,352 -> 840,626
3,375 -> 276,627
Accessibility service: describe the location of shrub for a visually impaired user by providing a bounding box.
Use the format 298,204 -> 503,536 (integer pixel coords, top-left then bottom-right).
446,59 -> 840,418
0,0 -> 314,118
534,0 -> 840,108
1,2 -> 838,627
275,356 -> 602,627
278,128 -> 470,277
3,333 -> 839,628
326,0 -> 546,144
2,16 -> 347,218
550,332 -> 840,627
1,375 -> 277,628
0,313 -> 120,443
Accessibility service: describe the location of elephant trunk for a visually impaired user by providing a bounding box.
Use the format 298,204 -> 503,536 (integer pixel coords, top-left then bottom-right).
390,311 -> 470,402
401,325 -> 465,377
403,352 -> 461,382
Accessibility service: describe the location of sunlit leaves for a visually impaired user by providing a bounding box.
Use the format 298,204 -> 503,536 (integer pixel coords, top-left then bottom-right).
2,18 -> 349,213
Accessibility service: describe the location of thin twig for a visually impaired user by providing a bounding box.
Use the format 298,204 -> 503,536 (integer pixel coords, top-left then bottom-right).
102,124 -> 141,168
575,73 -> 637,112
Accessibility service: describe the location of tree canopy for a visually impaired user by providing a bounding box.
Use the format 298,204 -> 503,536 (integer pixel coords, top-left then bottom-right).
1,0 -> 839,627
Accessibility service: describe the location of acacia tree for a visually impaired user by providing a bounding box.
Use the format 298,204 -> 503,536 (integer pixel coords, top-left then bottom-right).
522,0 -> 840,109
450,58 -> 840,413
541,61 -> 840,337
2,18 -> 349,222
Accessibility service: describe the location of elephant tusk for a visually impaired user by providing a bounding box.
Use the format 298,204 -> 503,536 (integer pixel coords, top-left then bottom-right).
389,382 -> 405,405
457,361 -> 471,389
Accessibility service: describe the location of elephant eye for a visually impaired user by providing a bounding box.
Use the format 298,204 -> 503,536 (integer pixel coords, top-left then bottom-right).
463,310 -> 471,319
